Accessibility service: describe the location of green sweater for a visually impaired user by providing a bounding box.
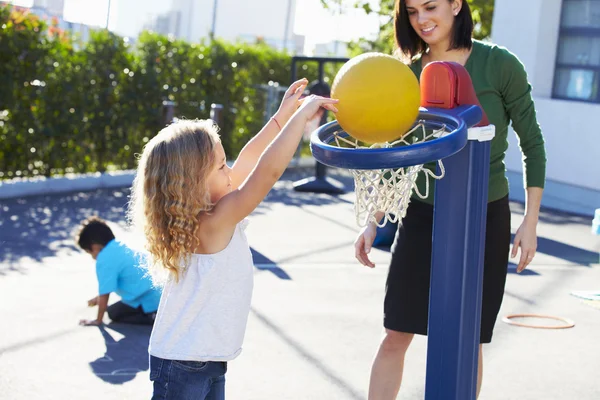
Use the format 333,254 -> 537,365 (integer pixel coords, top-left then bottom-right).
409,39 -> 546,204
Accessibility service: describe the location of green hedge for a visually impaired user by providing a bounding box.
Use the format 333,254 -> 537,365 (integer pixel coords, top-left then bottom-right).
0,5 -> 342,179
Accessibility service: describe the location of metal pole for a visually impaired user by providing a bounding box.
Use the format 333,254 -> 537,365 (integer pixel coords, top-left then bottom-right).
425,138 -> 491,400
162,101 -> 177,125
291,56 -> 348,194
211,0 -> 218,38
210,103 -> 224,127
334,0 -> 342,55
318,62 -> 325,83
188,0 -> 195,42
174,11 -> 181,37
283,0 -> 293,51
105,0 -> 112,30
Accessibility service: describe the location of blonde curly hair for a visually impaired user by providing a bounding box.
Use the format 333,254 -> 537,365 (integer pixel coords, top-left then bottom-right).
128,119 -> 221,284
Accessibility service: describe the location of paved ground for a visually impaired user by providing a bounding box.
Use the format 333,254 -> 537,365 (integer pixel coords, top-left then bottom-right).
1,168 -> 599,399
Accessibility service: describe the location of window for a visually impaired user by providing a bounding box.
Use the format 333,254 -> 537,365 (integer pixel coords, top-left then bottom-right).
553,0 -> 600,102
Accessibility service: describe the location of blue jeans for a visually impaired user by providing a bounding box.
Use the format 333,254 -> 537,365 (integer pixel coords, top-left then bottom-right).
150,355 -> 227,400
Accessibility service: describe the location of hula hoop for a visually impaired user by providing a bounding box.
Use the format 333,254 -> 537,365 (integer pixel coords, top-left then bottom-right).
502,314 -> 575,329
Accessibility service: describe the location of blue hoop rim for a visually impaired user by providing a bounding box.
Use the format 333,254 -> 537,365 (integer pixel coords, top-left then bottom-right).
310,105 -> 482,170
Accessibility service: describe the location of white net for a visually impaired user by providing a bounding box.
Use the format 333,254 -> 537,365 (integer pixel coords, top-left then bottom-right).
332,122 -> 448,228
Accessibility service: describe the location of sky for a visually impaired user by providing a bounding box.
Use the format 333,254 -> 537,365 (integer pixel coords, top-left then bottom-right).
5,0 -> 381,45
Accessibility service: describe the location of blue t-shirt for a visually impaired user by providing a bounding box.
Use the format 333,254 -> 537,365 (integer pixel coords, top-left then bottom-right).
96,239 -> 161,313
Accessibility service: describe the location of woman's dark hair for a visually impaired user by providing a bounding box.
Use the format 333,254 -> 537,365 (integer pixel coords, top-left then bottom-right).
394,0 -> 473,62
76,216 -> 115,251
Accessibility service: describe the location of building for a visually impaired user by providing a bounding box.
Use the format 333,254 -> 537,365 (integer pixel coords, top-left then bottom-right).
1,0 -> 91,42
170,0 -> 299,51
492,0 -> 600,216
110,0 -> 173,39
33,0 -> 63,16
312,40 -> 348,58
143,10 -> 182,37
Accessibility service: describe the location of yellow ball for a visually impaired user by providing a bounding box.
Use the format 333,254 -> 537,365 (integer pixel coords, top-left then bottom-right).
331,52 -> 421,144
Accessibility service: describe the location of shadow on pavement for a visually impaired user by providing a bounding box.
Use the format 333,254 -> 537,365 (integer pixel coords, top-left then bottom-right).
89,323 -> 152,385
0,188 -> 131,273
250,307 -> 364,400
511,234 -> 598,267
510,201 -> 593,227
251,248 -> 292,280
0,171 -> 354,275
253,170 -> 354,216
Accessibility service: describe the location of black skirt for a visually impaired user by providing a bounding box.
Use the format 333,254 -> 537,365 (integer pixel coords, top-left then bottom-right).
383,195 -> 511,343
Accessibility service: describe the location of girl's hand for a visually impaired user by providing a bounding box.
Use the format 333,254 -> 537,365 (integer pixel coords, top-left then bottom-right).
294,95 -> 339,123
511,218 -> 538,273
273,78 -> 309,125
354,223 -> 378,268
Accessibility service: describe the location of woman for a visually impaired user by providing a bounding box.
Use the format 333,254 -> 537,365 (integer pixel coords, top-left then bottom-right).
353,1 -> 546,399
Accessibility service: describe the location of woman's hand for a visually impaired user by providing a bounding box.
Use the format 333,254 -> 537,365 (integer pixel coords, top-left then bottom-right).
511,217 -> 538,273
354,223 -> 378,268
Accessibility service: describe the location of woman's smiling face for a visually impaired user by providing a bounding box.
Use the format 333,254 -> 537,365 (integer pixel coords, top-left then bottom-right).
404,0 -> 462,48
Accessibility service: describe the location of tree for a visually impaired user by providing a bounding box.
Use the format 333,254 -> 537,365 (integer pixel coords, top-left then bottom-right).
0,3 -> 298,179
320,0 -> 495,56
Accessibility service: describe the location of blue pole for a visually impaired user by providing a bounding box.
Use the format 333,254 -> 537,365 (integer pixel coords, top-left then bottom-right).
424,138 -> 491,400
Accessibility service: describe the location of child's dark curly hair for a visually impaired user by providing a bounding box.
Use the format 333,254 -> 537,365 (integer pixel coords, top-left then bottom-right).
76,217 -> 115,252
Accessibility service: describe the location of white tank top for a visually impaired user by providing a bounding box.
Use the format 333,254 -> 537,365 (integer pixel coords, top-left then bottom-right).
149,220 -> 254,361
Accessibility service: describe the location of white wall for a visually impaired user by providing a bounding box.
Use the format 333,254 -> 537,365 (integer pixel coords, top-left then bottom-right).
492,0 -> 600,214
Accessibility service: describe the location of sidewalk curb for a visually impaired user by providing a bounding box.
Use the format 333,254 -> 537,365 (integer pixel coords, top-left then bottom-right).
0,170 -> 137,200
0,158 -> 317,200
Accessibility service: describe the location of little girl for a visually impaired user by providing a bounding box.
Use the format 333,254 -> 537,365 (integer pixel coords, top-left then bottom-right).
128,78 -> 338,400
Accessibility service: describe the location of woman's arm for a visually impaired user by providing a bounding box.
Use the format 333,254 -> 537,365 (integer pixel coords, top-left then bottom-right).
498,48 -> 547,273
511,187 -> 543,273
498,48 -> 546,190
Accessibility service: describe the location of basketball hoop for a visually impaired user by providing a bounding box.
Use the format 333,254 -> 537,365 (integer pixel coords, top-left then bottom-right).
332,121 -> 446,227
311,107 -> 479,228
311,58 -> 498,399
